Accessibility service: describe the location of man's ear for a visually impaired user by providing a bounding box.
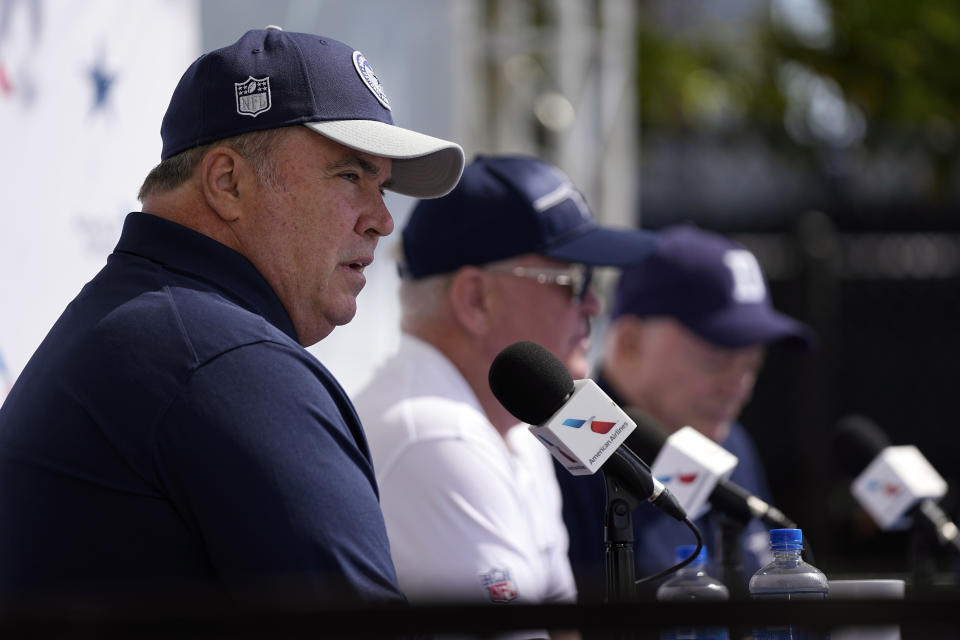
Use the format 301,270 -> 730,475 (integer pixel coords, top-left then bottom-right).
447,267 -> 494,336
611,316 -> 646,357
200,146 -> 250,222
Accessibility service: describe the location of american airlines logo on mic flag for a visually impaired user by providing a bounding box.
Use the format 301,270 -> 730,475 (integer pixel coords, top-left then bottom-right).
864,478 -> 901,497
527,379 -> 637,474
651,426 -> 738,520
657,471 -> 700,485
562,416 -> 617,434
852,445 -> 947,530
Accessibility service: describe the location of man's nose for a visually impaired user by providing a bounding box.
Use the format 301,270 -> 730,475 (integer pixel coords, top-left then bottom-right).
361,197 -> 395,238
579,286 -> 603,316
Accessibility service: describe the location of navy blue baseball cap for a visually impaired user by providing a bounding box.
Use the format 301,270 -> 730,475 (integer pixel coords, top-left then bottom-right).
611,225 -> 815,350
399,155 -> 657,278
160,26 -> 464,198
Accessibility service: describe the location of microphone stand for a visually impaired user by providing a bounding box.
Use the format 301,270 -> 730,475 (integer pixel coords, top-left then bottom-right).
715,512 -> 749,600
908,521 -> 940,591
603,469 -> 643,603
715,512 -> 751,640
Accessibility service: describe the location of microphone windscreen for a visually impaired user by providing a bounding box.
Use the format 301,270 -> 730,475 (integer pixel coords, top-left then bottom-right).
834,414 -> 892,476
624,408 -> 669,461
488,341 -> 574,426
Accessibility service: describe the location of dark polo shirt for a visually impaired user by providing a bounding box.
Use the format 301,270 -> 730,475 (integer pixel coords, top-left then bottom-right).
0,212 -> 403,607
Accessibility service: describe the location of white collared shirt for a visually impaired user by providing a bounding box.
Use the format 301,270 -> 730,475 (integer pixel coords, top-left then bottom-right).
354,334 -> 577,605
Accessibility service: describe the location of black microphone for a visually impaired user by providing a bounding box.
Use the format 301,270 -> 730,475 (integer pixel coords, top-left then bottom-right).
626,410 -> 798,529
834,414 -> 960,554
488,341 -> 686,522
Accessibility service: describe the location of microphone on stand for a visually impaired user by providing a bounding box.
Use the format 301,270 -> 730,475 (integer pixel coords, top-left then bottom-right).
833,414 -> 960,554
488,340 -> 703,600
626,411 -> 804,597
627,411 -> 798,529
488,340 -> 685,521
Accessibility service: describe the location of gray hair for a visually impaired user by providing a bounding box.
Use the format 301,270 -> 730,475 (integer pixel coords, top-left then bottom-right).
394,241 -> 455,329
398,274 -> 455,329
137,128 -> 291,201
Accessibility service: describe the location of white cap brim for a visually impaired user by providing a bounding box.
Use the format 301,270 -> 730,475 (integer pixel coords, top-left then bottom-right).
305,120 -> 464,198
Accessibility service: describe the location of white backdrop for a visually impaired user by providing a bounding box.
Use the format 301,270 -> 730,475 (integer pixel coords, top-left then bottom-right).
0,0 -> 201,403
0,0 -> 464,402
172,0 -> 464,397
1,1 -> 630,403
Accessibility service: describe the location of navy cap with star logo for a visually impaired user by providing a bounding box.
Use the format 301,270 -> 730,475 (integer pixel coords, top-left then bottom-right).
159,26 -> 464,198
399,154 -> 658,278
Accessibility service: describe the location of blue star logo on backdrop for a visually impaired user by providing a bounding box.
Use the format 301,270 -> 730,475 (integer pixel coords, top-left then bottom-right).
88,58 -> 116,113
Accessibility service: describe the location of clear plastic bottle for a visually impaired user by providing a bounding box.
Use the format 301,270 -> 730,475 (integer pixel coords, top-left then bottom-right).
749,529 -> 828,599
657,545 -> 730,601
657,545 -> 730,640
749,529 -> 829,639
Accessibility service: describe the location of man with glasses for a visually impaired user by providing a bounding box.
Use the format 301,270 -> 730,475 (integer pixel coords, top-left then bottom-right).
353,155 -> 656,608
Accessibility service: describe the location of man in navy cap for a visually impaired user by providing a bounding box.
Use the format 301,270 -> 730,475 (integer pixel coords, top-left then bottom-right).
0,27 -> 463,606
353,155 -> 656,610
557,224 -> 815,600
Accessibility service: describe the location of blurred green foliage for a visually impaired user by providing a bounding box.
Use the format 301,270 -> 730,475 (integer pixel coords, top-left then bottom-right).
637,0 -> 960,160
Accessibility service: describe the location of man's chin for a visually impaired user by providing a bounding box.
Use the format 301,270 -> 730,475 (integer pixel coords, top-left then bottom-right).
703,420 -> 733,443
301,301 -> 357,346
563,338 -> 592,379
331,297 -> 359,326
564,355 -> 590,380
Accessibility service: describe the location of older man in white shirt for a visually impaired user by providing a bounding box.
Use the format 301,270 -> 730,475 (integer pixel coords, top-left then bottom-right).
354,155 -> 656,611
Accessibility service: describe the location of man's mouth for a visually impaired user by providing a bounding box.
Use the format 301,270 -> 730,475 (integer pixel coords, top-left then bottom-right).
346,257 -> 373,273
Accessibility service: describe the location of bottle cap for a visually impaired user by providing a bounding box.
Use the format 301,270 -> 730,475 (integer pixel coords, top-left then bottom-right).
674,544 -> 707,565
770,528 -> 803,550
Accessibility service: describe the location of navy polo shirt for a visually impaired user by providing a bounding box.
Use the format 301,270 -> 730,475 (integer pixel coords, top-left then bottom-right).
556,370 -> 774,601
0,212 -> 404,606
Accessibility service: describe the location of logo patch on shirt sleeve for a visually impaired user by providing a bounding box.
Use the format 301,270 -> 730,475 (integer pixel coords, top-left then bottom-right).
480,567 -> 518,603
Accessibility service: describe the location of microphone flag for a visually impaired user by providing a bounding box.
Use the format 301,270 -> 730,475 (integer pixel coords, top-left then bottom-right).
651,426 -> 738,520
529,379 -> 637,475
852,445 -> 947,530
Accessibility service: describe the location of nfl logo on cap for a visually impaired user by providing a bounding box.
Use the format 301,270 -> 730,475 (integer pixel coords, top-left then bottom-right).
234,76 -> 271,117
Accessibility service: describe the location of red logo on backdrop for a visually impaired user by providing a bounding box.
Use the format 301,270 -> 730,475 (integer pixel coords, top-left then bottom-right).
480,568 -> 518,603
0,64 -> 12,95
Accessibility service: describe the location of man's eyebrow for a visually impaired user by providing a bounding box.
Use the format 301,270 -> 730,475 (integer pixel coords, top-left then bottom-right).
328,155 -> 394,189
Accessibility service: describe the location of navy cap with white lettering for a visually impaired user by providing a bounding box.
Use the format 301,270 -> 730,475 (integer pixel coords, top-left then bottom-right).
160,26 -> 464,198
400,155 -> 657,278
611,224 -> 815,349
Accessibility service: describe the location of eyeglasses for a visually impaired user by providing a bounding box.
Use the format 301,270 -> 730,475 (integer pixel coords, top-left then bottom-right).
485,262 -> 595,304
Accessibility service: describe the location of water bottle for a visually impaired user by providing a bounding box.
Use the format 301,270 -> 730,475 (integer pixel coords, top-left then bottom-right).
656,545 -> 729,640
657,545 -> 730,601
749,528 -> 829,639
